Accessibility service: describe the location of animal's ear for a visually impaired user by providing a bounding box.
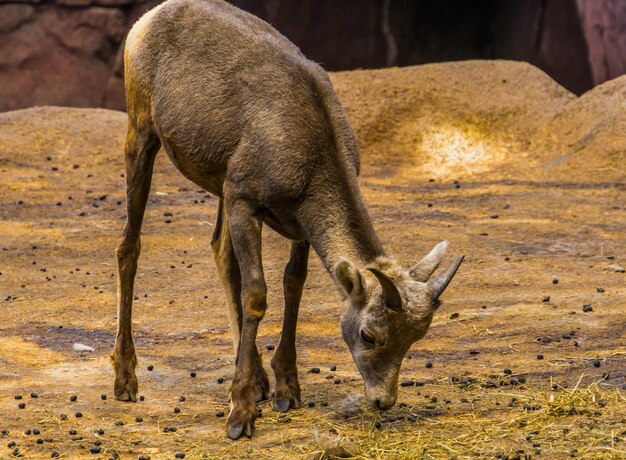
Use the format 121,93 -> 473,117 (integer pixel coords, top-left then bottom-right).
334,258 -> 366,304
409,241 -> 448,282
428,255 -> 464,300
368,268 -> 402,311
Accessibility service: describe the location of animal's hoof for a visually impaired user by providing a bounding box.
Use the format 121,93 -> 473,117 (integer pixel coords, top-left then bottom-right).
226,417 -> 254,439
114,374 -> 138,402
274,398 -> 290,413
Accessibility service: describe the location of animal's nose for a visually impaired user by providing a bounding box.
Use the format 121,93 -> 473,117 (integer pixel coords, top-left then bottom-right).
374,397 -> 394,411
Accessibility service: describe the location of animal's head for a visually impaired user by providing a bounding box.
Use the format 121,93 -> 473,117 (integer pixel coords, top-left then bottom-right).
334,241 -> 463,410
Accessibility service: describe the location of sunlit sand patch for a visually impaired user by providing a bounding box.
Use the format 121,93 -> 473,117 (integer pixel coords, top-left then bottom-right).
0,337 -> 66,368
419,123 -> 511,179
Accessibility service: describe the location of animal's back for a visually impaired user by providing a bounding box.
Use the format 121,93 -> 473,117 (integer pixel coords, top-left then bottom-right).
125,0 -> 358,203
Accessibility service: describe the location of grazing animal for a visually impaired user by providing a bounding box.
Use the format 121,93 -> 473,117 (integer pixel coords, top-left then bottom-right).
111,0 -> 464,440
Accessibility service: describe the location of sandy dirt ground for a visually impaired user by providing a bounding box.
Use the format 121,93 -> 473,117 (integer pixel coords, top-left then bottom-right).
0,61 -> 625,459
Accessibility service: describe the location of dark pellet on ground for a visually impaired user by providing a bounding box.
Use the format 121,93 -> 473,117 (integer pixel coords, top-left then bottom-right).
265,344 -> 275,351
89,447 -> 101,454
400,380 -> 415,387
503,368 -> 512,375
147,365 -> 154,371
490,214 -> 499,219
596,287 -> 605,293
375,421 -> 382,429
593,360 -> 601,368
138,456 -> 151,460
175,453 -> 186,459
69,430 -> 76,435
60,414 -> 67,420
51,451 -> 59,458
307,401 -> 315,407
33,429 -> 40,435
169,427 -> 177,432
139,396 -> 145,401
30,393 -> 38,398
552,384 -> 558,390
174,407 -> 181,413
115,421 -> 124,426
190,372 -> 196,378
70,395 -> 77,402
450,312 -> 459,319
14,395 -> 22,400
333,378 -> 341,384
216,378 -> 224,384
8,441 -> 16,448
330,365 -> 337,371
37,438 -> 44,444
163,427 -> 170,433
469,350 -> 480,355
583,304 -> 593,313
425,362 -> 433,368
18,403 -> 25,409
542,296 -> 550,302
215,411 -> 224,418
135,416 -> 143,423
101,394 -> 107,400
24,429 -> 31,435
537,354 -> 544,360
320,401 -> 328,407
75,412 -> 83,418
310,367 -> 320,373
552,276 -> 558,284
179,396 -> 186,402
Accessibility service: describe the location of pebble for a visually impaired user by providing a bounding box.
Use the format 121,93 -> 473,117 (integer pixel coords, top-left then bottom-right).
18,403 -> 25,409
593,360 -> 601,368
14,395 -> 22,400
139,396 -> 145,401
30,392 -> 38,398
174,407 -> 181,413
552,275 -> 558,284
503,368 -> 512,375
70,395 -> 77,402
333,378 -> 341,384
115,421 -> 124,426
310,367 -> 320,373
33,429 -> 40,435
537,354 -> 544,360
90,446 -> 101,454
400,379 -> 415,387
8,441 -> 16,448
37,438 -> 43,444
101,394 -> 107,400
330,365 -> 337,371
147,365 -> 154,371
75,412 -> 83,418
135,417 -> 143,423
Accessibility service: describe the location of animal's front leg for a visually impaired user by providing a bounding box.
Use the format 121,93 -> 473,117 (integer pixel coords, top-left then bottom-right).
272,241 -> 309,412
224,198 -> 268,439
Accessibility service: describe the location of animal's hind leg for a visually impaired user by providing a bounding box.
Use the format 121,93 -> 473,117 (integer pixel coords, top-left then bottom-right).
111,120 -> 160,402
211,198 -> 270,402
271,241 -> 309,412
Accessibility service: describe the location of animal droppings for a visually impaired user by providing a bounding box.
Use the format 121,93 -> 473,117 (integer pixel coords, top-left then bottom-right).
101,394 -> 107,400
215,411 -> 224,418
33,429 -> 40,435
425,362 -> 433,368
175,454 -> 185,459
147,365 -> 154,371
30,393 -> 38,398
400,380 -> 415,387
190,372 -> 196,378
593,360 -> 601,368
69,395 -> 77,402
330,365 -> 337,371
583,304 -> 593,312
552,276 -> 558,284
179,396 -> 186,402
310,367 -> 320,373
174,407 -> 181,413
89,446 -> 101,454
18,403 -> 25,409
75,412 -> 83,418
265,344 -> 275,350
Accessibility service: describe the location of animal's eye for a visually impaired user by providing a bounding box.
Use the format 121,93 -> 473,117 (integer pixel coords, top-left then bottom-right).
360,329 -> 376,345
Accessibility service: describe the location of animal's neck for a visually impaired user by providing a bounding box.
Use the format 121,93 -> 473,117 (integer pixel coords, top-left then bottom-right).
298,174 -> 385,271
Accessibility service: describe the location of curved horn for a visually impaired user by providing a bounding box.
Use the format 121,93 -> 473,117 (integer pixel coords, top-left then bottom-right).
367,268 -> 402,311
428,255 -> 464,299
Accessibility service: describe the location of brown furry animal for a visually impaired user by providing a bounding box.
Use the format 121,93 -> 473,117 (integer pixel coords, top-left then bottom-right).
111,0 -> 464,440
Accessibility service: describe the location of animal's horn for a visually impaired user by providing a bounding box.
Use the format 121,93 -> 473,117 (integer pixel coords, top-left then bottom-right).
428,255 -> 465,299
367,268 -> 402,311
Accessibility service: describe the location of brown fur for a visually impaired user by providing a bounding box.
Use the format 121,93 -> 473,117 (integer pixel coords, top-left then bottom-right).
111,0 -> 463,439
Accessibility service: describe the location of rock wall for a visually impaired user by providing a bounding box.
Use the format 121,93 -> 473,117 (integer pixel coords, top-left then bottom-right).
0,0 -> 624,112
